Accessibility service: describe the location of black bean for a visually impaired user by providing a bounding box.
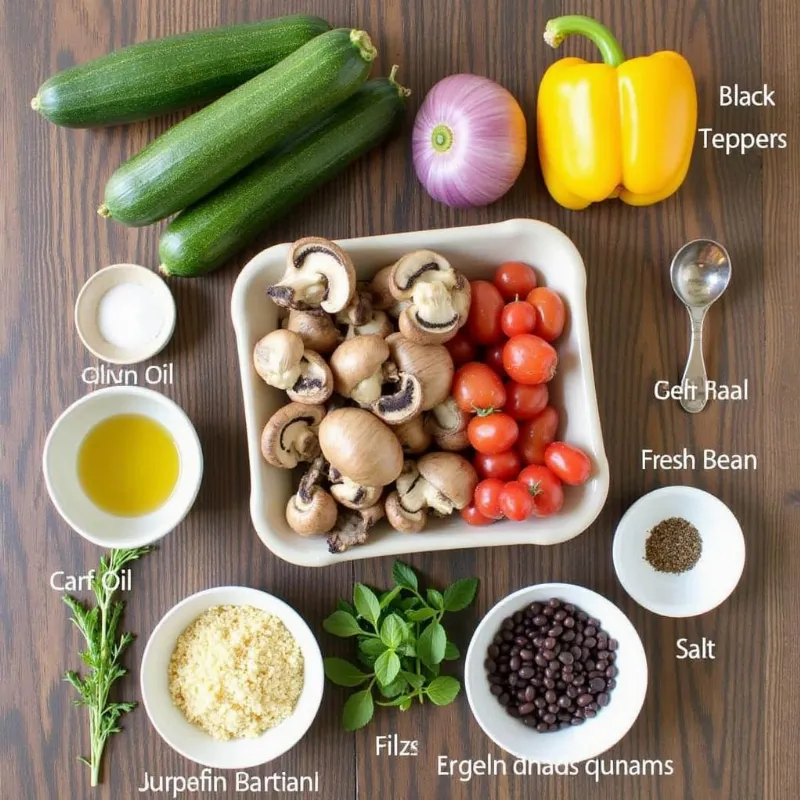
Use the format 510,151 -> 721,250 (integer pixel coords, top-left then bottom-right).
536,722 -> 548,732
534,697 -> 546,709
502,631 -> 513,642
562,630 -> 576,642
548,704 -> 559,714
513,611 -> 524,624
609,638 -> 619,651
490,684 -> 503,696
606,665 -> 618,678
596,661 -> 608,672
554,610 -> 567,621
544,678 -> 555,689
530,603 -> 543,615
548,598 -> 561,608
589,702 -> 598,712
508,674 -> 519,687
513,624 -> 524,635
597,692 -> 611,707
519,666 -> 535,679
498,693 -> 510,706
558,651 -> 574,665
584,637 -> 597,649
534,654 -> 548,668
584,708 -> 597,719
597,650 -> 610,661
577,694 -> 593,707
548,625 -> 564,637
509,656 -> 521,671
575,633 -> 584,645
498,664 -> 509,674
606,679 -> 617,690
507,706 -> 521,718
584,625 -> 597,637
556,681 -> 566,691
544,689 -> 557,704
559,721 -> 571,729
493,634 -> 504,645
584,659 -> 595,672
571,716 -> 585,726
562,664 -> 573,674
577,611 -> 588,622
543,606 -> 554,617
524,685 -> 536,703
488,645 -> 500,658
589,677 -> 606,693
518,702 -> 536,716
567,686 -> 578,698
548,723 -> 558,731
573,675 -> 585,687
489,675 -> 503,685
563,673 -> 574,684
563,616 -> 575,628
531,678 -> 543,688
533,615 -> 547,626
543,713 -> 556,724
520,648 -> 534,661
502,618 -> 514,630
544,636 -> 557,650
571,646 -> 582,659
558,695 -> 572,709
523,716 -> 538,727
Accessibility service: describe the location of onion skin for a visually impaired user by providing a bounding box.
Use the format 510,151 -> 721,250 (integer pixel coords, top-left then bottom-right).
412,74 -> 527,208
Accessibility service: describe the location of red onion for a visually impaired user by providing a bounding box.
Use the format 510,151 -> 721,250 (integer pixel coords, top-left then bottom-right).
412,74 -> 528,208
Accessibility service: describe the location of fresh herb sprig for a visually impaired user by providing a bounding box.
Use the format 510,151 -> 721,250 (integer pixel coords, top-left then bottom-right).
63,547 -> 153,786
323,561 -> 478,730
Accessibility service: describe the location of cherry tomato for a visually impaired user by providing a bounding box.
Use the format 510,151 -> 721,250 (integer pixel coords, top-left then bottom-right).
501,300 -> 538,338
473,450 -> 522,481
484,342 -> 507,376
466,280 -> 505,345
500,481 -> 534,521
474,479 -> 506,520
461,504 -> 494,526
445,330 -> 477,366
505,382 -> 549,420
493,262 -> 538,301
544,442 -> 592,486
503,334 -> 558,385
526,287 -> 565,342
517,406 -> 559,465
452,362 -> 506,412
518,465 -> 564,517
468,412 -> 519,455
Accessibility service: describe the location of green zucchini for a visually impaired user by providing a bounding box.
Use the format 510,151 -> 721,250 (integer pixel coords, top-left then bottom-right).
159,71 -> 409,277
99,28 -> 377,227
31,15 -> 331,128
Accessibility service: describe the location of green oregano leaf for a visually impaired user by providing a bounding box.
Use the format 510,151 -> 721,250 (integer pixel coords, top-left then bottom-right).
324,658 -> 371,687
426,676 -> 461,706
323,611 -> 363,638
354,584 -> 381,628
374,650 -> 401,687
417,621 -> 446,667
392,561 -> 419,591
343,690 -> 374,731
442,577 -> 479,612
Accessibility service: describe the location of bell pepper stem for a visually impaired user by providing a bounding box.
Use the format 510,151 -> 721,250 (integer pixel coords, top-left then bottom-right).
544,15 -> 626,67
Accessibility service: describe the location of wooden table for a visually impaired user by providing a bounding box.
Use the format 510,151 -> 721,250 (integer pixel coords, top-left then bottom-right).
2,0 -> 798,797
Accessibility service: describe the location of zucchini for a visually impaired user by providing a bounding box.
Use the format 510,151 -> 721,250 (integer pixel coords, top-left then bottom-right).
159,71 -> 409,277
99,28 -> 377,227
31,15 -> 331,128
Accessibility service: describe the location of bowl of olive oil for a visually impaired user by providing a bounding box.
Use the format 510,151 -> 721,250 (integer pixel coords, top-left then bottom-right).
43,387 -> 203,547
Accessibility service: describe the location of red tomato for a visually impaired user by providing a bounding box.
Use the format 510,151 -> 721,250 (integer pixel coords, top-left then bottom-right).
526,287 -> 565,342
517,407 -> 559,465
484,342 -> 507,377
544,442 -> 592,486
452,363 -> 506,412
501,300 -> 538,338
500,481 -> 534,521
473,450 -> 522,481
461,504 -> 494,526
445,330 -> 477,366
468,412 -> 519,455
505,382 -> 549,420
503,334 -> 558,385
474,479 -> 506,520
493,262 -> 538,301
466,280 -> 505,345
518,465 -> 564,517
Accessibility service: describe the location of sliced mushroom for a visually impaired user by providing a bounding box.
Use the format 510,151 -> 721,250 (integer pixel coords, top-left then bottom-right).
319,408 -> 403,486
329,335 -> 390,406
253,330 -> 305,389
327,503 -> 385,554
385,490 -> 427,533
370,265 -> 410,318
426,397 -> 471,451
286,350 -> 334,405
335,284 -> 373,327
285,310 -> 341,355
330,477 -> 383,510
389,250 -> 470,344
396,453 -> 477,516
261,403 -> 325,468
393,416 -> 432,454
286,457 -> 337,536
267,237 -> 356,315
386,333 -> 454,410
344,309 -> 394,339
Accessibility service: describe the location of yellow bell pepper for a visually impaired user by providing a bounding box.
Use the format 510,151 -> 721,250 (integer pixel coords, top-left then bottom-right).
537,15 -> 697,210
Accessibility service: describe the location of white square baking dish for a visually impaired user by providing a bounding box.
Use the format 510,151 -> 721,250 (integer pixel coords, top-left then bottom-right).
231,219 -> 609,567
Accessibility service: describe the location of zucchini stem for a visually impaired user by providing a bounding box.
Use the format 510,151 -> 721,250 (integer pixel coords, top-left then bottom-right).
30,96 -> 41,111
97,204 -> 111,218
544,15 -> 626,66
388,65 -> 411,99
350,29 -> 377,62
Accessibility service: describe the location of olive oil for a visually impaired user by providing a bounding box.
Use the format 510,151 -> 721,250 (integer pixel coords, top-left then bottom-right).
78,414 -> 180,516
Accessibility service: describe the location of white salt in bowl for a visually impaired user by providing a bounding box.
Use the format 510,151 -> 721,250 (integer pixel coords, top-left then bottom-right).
140,586 -> 325,769
612,486 -> 746,617
75,263 -> 176,365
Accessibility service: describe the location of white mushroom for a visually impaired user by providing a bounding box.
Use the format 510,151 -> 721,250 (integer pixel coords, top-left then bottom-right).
267,237 -> 356,315
370,265 -> 409,318
319,408 -> 403,486
285,310 -> 341,355
344,310 -> 394,340
253,330 -> 305,389
286,457 -> 337,536
426,397 -> 471,451
327,503 -> 385,554
396,452 -> 477,517
393,416 -> 432,454
385,461 -> 429,533
389,251 -> 471,344
286,351 -> 334,405
261,403 -> 325,469
335,285 -> 373,327
330,477 -> 383,510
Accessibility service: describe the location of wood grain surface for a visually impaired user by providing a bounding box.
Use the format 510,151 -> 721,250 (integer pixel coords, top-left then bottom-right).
2,0 -> 798,798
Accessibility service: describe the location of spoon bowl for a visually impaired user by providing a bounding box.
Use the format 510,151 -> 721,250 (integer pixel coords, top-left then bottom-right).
669,239 -> 732,414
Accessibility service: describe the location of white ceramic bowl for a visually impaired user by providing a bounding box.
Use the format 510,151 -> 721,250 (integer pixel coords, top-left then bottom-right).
231,219 -> 609,566
465,583 -> 648,764
612,486 -> 745,617
75,263 -> 176,365
42,386 -> 203,547
140,586 -> 324,769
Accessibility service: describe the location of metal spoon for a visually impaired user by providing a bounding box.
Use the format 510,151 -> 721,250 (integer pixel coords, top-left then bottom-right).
669,239 -> 732,414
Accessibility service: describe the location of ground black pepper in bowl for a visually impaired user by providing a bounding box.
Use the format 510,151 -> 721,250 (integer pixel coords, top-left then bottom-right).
484,598 -> 619,732
644,517 -> 702,574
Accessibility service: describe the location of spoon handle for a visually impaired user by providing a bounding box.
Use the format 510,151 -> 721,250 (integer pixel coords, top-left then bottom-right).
680,307 -> 708,413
